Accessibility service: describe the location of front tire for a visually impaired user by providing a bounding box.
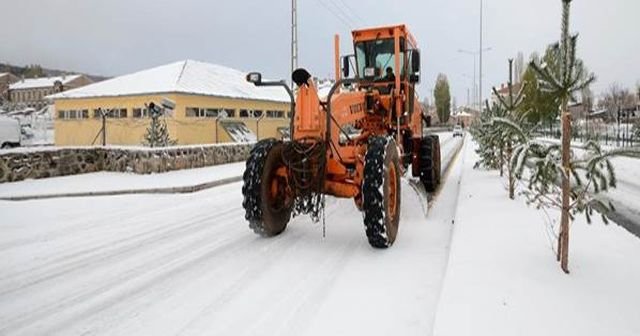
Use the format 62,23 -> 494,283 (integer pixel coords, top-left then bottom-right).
362,137 -> 401,248
242,139 -> 293,237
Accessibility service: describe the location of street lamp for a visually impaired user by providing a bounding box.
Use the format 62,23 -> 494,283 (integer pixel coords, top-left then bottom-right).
458,47 -> 491,110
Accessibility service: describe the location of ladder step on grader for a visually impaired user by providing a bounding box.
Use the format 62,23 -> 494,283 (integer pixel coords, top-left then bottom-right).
242,24 -> 441,248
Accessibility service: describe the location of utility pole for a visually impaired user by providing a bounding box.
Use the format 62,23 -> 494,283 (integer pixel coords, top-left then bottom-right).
291,0 -> 298,89
459,48 -> 489,110
467,88 -> 470,106
479,0 -> 484,113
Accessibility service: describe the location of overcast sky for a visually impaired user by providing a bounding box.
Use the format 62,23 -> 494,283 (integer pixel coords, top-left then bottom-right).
2,0 -> 638,104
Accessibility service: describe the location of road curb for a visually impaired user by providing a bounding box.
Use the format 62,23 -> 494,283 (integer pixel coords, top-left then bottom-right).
0,176 -> 243,201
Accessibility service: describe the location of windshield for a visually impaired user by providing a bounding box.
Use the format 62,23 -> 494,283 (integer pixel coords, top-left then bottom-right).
355,38 -> 404,81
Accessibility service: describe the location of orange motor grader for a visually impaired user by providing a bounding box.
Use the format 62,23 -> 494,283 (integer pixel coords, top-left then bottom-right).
242,24 -> 441,248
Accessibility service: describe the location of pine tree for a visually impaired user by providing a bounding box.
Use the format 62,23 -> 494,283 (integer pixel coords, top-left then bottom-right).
492,59 -> 528,199
143,103 -> 176,147
527,0 -> 596,273
470,101 -> 507,171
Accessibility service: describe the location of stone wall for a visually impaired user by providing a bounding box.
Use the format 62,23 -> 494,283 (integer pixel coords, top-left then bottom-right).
0,143 -> 253,183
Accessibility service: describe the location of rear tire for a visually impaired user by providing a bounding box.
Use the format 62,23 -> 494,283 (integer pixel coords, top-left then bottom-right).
242,139 -> 293,237
430,135 -> 441,186
419,136 -> 441,192
362,137 -> 401,248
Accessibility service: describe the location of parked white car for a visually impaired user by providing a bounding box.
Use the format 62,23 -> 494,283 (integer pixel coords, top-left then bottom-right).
453,125 -> 464,137
0,116 -> 22,149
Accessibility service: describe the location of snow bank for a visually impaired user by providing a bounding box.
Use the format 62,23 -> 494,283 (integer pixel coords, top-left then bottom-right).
433,141 -> 640,336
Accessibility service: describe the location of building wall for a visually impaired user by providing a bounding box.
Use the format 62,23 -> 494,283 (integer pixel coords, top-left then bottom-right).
54,93 -> 290,146
173,94 -> 290,144
9,75 -> 94,110
54,94 -> 176,146
11,87 -> 57,109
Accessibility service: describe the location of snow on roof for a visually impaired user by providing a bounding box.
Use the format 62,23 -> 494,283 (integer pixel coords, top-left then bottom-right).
10,75 -> 82,90
47,60 -> 290,103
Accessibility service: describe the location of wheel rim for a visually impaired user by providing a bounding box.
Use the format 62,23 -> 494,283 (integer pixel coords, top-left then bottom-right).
268,173 -> 287,212
388,163 -> 398,219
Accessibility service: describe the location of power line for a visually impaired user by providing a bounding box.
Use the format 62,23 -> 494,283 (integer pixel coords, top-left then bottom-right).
334,0 -> 366,25
314,0 -> 353,29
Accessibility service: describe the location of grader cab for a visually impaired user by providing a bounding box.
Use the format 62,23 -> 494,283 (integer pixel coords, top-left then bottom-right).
242,24 -> 441,248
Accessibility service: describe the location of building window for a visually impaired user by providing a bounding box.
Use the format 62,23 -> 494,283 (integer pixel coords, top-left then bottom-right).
92,108 -> 127,118
266,110 -> 284,118
186,107 -> 236,118
186,107 -> 202,118
223,109 -> 236,118
133,108 -> 150,118
205,108 -> 220,117
109,108 -> 127,118
240,109 -> 263,118
58,109 -> 89,119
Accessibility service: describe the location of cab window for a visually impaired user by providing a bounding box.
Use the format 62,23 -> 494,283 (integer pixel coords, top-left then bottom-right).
355,38 -> 405,81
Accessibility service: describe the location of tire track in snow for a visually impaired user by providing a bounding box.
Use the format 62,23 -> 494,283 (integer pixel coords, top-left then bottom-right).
41,221 -> 315,336
0,196 -> 184,252
0,211 -> 248,335
245,228 -> 361,336
175,203 -> 348,336
2,199 -> 343,336
0,185 -> 242,278
0,207 -> 241,296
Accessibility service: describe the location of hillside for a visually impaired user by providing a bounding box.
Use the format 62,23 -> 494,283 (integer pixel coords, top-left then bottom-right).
0,62 -> 109,82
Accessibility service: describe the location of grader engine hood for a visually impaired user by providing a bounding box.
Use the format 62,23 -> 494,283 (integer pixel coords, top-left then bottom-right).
292,70 -> 325,140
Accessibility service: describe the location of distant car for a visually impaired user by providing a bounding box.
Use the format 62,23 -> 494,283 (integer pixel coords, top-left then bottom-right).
453,125 -> 464,137
0,116 -> 22,149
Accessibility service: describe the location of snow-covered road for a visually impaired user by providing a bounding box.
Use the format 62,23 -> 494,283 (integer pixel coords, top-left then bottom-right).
0,135 -> 464,336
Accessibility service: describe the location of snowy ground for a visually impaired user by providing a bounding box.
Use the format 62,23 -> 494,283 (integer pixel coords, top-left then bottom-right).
0,135 -> 464,335
0,162 -> 245,198
433,140 -> 640,336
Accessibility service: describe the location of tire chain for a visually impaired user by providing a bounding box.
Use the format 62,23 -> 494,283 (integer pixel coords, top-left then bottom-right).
362,136 -> 391,248
242,139 -> 280,235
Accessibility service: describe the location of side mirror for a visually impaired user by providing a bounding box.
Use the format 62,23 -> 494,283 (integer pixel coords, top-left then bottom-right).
246,72 -> 262,85
411,50 -> 420,73
342,56 -> 350,78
